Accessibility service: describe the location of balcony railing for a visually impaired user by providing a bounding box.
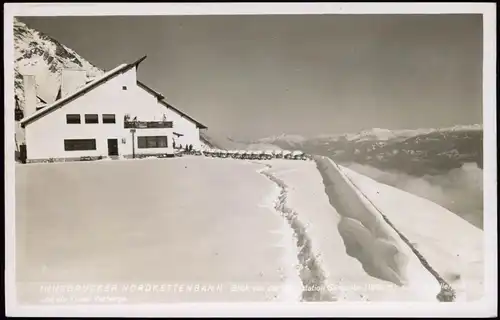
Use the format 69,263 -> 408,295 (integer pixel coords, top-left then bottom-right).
124,120 -> 173,129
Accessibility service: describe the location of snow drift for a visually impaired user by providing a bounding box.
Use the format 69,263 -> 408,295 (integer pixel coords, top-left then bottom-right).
345,162 -> 483,229
313,156 -> 443,299
340,165 -> 484,301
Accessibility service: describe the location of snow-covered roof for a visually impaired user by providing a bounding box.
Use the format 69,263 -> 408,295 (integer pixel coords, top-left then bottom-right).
20,56 -> 148,127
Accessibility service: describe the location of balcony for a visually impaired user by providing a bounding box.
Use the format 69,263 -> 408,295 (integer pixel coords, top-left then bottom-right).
124,120 -> 173,129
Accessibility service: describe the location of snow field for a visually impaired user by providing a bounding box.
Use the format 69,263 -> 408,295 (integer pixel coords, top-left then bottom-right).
15,156 -> 482,303
15,158 -> 299,303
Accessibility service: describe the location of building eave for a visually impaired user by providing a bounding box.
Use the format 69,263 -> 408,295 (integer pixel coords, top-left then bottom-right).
158,99 -> 208,129
137,80 -> 165,100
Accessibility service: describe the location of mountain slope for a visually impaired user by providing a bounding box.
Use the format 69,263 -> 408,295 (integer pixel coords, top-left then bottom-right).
14,17 -> 104,117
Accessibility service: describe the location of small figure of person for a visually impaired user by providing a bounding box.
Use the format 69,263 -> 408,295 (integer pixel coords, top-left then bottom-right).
189,144 -> 193,152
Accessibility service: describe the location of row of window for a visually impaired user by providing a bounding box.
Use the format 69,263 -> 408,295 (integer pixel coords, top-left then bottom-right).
66,114 -> 116,124
63,136 -> 169,151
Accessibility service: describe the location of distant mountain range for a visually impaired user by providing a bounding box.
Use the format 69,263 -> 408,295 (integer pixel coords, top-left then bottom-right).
200,130 -> 283,151
255,125 -> 483,176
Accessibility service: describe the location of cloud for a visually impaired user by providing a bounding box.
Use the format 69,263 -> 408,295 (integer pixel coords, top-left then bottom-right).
345,162 -> 483,229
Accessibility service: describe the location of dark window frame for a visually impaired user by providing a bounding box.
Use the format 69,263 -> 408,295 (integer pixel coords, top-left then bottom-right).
84,114 -> 99,124
137,136 -> 169,149
64,139 -> 97,151
66,114 -> 81,124
122,86 -> 127,90
102,114 -> 116,124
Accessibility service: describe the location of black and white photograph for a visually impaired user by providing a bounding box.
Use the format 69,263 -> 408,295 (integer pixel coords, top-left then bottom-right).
4,3 -> 497,318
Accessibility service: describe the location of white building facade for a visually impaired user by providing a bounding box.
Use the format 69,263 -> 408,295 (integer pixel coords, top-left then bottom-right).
19,57 -> 207,162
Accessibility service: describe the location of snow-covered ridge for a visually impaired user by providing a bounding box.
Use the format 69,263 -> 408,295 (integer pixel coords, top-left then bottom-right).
259,134 -> 308,144
325,124 -> 483,141
258,124 -> 483,144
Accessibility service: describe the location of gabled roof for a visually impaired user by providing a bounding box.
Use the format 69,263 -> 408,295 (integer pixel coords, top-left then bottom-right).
20,56 -> 147,127
133,80 -> 207,129
19,55 -> 208,130
137,80 -> 164,100
159,99 -> 207,129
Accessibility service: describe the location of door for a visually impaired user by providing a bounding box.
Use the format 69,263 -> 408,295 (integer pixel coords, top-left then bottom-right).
107,139 -> 119,156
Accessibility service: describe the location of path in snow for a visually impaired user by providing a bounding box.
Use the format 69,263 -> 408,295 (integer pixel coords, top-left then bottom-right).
255,162 -> 334,302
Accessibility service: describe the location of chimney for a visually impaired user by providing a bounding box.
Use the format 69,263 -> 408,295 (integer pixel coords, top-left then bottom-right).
23,75 -> 37,118
61,69 -> 87,98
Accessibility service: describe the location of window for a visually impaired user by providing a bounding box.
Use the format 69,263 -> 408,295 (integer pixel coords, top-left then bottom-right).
122,86 -> 127,90
85,114 -> 99,124
138,137 -> 146,149
64,139 -> 97,151
102,114 -> 116,124
66,114 -> 81,124
137,136 -> 168,149
157,137 -> 168,148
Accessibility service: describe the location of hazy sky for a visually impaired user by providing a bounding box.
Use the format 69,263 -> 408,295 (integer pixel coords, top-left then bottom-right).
20,14 -> 483,140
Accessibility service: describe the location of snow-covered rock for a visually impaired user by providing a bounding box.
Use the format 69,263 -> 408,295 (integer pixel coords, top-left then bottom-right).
14,18 -> 104,113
